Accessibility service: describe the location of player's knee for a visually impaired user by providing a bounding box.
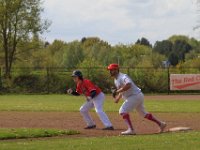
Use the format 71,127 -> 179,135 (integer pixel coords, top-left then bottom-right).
138,111 -> 148,118
95,109 -> 104,114
80,106 -> 87,114
119,109 -> 126,115
136,107 -> 148,118
119,110 -> 122,115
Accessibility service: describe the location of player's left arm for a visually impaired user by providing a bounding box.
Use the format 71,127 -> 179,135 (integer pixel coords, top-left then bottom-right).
90,90 -> 97,98
116,83 -> 131,93
86,90 -> 97,101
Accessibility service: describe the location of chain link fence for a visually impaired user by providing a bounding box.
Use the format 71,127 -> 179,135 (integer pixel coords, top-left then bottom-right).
0,67 -> 200,94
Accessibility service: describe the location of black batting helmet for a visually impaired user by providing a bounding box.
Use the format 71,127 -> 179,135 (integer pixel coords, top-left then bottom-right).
71,70 -> 83,78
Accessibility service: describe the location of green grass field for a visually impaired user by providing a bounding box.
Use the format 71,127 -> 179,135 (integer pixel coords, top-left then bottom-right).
0,95 -> 199,113
0,132 -> 199,150
0,95 -> 199,150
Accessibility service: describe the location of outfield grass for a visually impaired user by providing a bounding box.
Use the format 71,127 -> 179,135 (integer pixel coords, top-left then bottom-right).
0,128 -> 79,140
0,95 -> 199,113
0,131 -> 199,150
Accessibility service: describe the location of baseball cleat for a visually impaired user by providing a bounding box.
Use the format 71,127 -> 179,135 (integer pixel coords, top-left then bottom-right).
84,125 -> 96,129
121,129 -> 136,135
102,126 -> 114,130
159,122 -> 167,133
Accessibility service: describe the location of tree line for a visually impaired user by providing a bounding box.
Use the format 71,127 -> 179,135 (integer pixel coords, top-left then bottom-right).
0,0 -> 200,77
2,35 -> 200,71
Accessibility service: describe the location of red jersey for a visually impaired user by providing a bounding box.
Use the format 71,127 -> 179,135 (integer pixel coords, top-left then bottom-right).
76,79 -> 101,96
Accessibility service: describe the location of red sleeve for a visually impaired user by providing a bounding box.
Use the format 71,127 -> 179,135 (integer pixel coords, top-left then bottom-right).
76,84 -> 82,94
84,80 -> 97,92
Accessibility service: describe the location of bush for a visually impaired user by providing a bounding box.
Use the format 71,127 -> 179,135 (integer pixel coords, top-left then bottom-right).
130,68 -> 168,93
45,72 -> 72,93
13,75 -> 44,93
1,67 -> 199,94
86,68 -> 113,93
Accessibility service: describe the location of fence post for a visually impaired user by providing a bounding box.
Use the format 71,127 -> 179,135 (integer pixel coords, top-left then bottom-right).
46,67 -> 50,94
87,68 -> 90,78
0,67 -> 2,88
167,67 -> 170,95
127,67 -> 130,75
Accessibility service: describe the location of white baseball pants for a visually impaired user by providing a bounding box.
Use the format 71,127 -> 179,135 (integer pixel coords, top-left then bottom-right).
80,92 -> 113,127
119,92 -> 148,117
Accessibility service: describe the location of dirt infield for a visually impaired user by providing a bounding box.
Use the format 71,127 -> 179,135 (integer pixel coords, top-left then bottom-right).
0,112 -> 199,137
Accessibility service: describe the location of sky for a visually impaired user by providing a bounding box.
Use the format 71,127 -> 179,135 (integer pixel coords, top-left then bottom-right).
42,0 -> 199,45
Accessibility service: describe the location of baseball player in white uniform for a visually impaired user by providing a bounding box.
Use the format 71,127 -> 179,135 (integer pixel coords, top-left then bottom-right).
107,64 -> 166,135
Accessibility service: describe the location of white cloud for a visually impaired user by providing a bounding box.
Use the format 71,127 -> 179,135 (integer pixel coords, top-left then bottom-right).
42,0 -> 198,45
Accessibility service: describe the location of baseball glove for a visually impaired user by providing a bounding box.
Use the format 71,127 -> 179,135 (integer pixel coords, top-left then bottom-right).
111,87 -> 117,98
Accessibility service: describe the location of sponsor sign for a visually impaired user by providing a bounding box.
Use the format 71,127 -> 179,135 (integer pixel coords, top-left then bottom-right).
170,74 -> 200,90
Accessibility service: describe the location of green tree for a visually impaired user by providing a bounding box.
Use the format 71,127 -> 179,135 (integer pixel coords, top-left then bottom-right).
172,40 -> 192,61
0,41 -> 3,66
154,38 -> 193,66
169,35 -> 199,53
153,40 -> 173,56
151,52 -> 166,68
110,44 -> 126,66
42,40 -> 67,68
185,50 -> 200,60
124,44 -> 152,67
188,38 -> 200,49
136,37 -> 152,47
0,0 -> 50,77
168,35 -> 189,43
183,58 -> 200,68
13,35 -> 45,68
63,41 -> 84,68
168,52 -> 179,66
81,37 -> 111,66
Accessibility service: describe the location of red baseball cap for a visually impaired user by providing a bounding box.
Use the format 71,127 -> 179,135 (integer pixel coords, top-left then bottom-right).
107,64 -> 119,70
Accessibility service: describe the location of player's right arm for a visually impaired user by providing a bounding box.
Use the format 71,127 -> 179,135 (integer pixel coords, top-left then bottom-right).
67,88 -> 80,96
114,93 -> 122,103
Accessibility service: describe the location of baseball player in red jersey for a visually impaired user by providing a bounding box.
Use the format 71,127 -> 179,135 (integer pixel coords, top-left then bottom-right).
107,64 -> 166,135
67,70 -> 114,130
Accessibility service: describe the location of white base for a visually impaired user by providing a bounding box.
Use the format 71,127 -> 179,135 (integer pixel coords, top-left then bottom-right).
168,127 -> 192,132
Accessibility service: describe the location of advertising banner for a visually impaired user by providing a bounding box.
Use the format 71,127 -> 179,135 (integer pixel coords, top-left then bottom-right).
170,74 -> 200,90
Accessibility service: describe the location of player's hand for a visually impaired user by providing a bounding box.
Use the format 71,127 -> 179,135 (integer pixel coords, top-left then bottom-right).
86,96 -> 92,102
114,93 -> 122,103
111,87 -> 117,98
67,88 -> 73,94
114,97 -> 120,103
